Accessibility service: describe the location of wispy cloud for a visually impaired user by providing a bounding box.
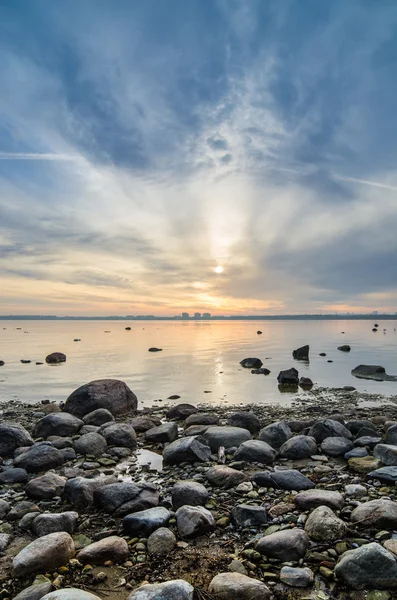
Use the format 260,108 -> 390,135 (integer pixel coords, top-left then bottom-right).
0,152 -> 81,161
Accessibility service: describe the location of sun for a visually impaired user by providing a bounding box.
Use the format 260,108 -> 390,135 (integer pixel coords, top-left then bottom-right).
214,265 -> 224,274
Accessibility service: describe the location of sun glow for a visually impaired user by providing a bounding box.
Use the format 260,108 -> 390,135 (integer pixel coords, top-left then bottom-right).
214,265 -> 224,274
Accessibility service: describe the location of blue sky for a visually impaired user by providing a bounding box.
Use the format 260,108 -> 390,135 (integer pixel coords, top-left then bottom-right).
1,0 -> 397,315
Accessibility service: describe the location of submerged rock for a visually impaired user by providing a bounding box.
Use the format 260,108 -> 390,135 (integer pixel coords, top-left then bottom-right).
45,352 -> 66,363
352,365 -> 397,382
292,345 -> 309,360
239,357 -> 263,369
277,368 -> 299,384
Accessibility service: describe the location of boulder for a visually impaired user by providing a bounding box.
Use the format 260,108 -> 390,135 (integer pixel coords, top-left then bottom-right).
295,489 -> 344,511
233,440 -> 276,464
292,345 -> 309,360
34,413 -> 83,438
128,580 -> 194,600
279,435 -> 317,459
374,443 -> 397,466
75,433 -> 108,456
299,377 -> 313,388
351,365 -> 397,382
280,567 -> 314,588
145,422 -> 178,443
124,507 -> 170,537
334,542 -> 397,589
350,499 -> 397,528
32,512 -> 79,537
308,419 -> 352,443
256,529 -> 309,561
185,413 -> 219,427
354,436 -> 382,448
367,466 -> 397,484
25,473 -> 66,499
147,527 -> 176,555
176,505 -> 215,538
45,352 -> 66,363
277,368 -> 299,384
203,426 -> 252,451
231,505 -> 268,528
7,501 -> 40,521
12,532 -> 75,576
14,444 -> 64,473
63,476 -> 114,508
252,469 -> 314,491
64,379 -> 137,417
163,436 -> 211,465
128,416 -> 162,432
240,358 -> 263,369
206,466 -> 247,489
209,572 -> 271,600
321,437 -> 354,456
346,420 -> 376,435
78,536 -> 129,564
0,422 -> 34,457
227,412 -> 261,434
258,421 -> 292,448
305,505 -> 347,541
172,481 -> 209,510
166,404 -> 197,420
0,468 -> 29,484
100,423 -> 137,448
338,345 -> 351,352
82,409 -> 115,426
94,482 -> 159,517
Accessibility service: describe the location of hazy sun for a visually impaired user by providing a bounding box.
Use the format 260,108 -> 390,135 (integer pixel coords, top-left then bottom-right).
214,265 -> 224,274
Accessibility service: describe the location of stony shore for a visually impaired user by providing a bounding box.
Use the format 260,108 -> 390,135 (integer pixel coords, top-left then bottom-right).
1,380 -> 397,600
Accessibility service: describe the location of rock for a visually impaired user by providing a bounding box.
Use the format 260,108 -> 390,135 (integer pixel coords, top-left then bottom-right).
355,436 -> 382,448
251,368 -> 271,374
345,447 -> 369,459
240,358 -> 263,369
293,345 -> 309,360
14,444 -> 64,473
7,501 -> 40,521
351,499 -> 397,528
279,435 -> 317,459
203,426 -> 252,451
349,456 -> 382,473
163,436 -> 211,465
124,507 -> 170,536
334,542 -> 397,589
41,591 -> 101,600
128,580 -> 194,600
13,582 -> 53,600
305,505 -> 347,541
94,482 -> 159,517
345,484 -> 367,497
129,416 -> 162,432
374,444 -> 397,466
148,347 -> 162,352
233,440 -> 276,464
45,352 -> 66,363
338,345 -> 351,352
252,469 -> 314,491
0,499 -> 10,519
100,423 -> 137,448
0,467 -> 29,484
166,404 -> 197,420
277,368 -> 299,384
64,379 -> 137,418
32,512 -> 79,537
82,409 -> 115,426
384,539 -> 397,556
231,505 -> 268,528
346,420 -> 376,435
258,421 -> 292,448
75,433 -> 108,456
186,413 -> 219,426
34,413 -> 83,438
63,476 -> 113,508
227,412 -> 261,434
0,422 -> 34,457
308,419 -> 352,443
321,436 -> 354,456
176,505 -> 215,538
209,572 -> 271,600
367,466 -> 397,483
145,422 -> 178,443
351,365 -> 397,382
25,473 -> 66,499
206,466 -> 247,489
184,425 -> 210,437
256,529 -> 309,561
0,533 -> 10,551
294,489 -> 344,510
280,566 -> 314,587
12,532 -> 75,576
299,377 -> 314,387
78,536 -> 129,564
172,481 -> 209,510
147,527 -> 176,555
385,424 -> 397,445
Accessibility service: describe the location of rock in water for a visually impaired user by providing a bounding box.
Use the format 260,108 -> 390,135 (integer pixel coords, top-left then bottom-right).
64,379 -> 137,417
351,365 -> 397,382
45,352 -> 66,363
239,358 -> 263,369
277,368 -> 299,384
13,532 -> 75,576
209,572 -> 271,600
127,580 -> 194,600
334,542 -> 397,589
0,422 -> 34,457
338,345 -> 351,352
292,345 -> 309,360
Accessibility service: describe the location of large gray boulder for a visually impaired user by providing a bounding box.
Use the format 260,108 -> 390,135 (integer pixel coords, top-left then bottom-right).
206,466 -> 247,489
203,426 -> 252,451
14,444 -> 64,473
305,505 -> 347,541
94,482 -> 159,517
176,505 -> 215,538
0,422 -> 34,457
163,436 -> 211,465
233,440 -> 276,464
279,435 -> 317,459
231,505 -> 268,529
34,413 -> 83,439
78,536 -> 129,564
25,473 -> 66,499
172,481 -> 209,510
308,419 -> 352,443
335,542 -> 397,589
256,529 -> 309,561
32,512 -> 79,537
124,507 -> 170,537
128,580 -> 194,600
258,421 -> 292,448
64,379 -> 137,418
227,412 -> 261,434
209,572 -> 271,600
252,469 -> 314,491
350,499 -> 397,528
12,532 -> 75,576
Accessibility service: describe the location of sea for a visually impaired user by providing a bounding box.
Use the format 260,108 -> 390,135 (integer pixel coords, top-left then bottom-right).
0,319 -> 396,409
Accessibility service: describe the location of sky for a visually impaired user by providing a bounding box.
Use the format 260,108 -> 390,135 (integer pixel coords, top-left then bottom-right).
1,0 -> 397,316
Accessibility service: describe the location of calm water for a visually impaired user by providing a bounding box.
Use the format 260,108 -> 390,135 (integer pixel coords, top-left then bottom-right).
0,319 -> 397,409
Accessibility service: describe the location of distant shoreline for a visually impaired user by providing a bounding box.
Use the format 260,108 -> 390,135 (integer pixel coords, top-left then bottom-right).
1,314 -> 396,321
